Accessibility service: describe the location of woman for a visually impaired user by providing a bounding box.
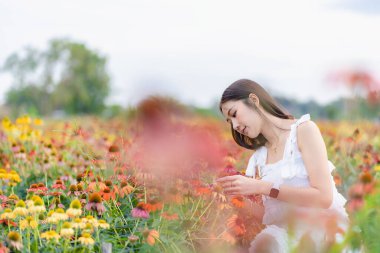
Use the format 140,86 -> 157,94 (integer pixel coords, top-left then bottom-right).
217,79 -> 349,253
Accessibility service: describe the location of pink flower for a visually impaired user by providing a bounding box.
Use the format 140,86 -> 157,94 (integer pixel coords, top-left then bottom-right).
85,202 -> 106,215
131,203 -> 149,219
85,193 -> 106,215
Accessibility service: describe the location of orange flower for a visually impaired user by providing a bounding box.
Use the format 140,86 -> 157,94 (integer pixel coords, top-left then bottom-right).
231,196 -> 245,208
143,229 -> 159,246
359,171 -> 373,184
226,214 -> 246,236
195,186 -> 211,196
101,187 -> 116,201
88,181 -> 107,192
115,182 -> 134,198
165,187 -> 183,204
144,199 -> 163,212
161,212 -> 179,221
333,174 -> 342,186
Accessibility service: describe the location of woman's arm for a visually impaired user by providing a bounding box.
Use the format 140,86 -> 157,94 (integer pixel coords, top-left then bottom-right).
260,121 -> 333,209
218,121 -> 333,209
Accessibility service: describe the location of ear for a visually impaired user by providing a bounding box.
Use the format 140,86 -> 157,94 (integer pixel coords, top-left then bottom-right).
248,93 -> 259,107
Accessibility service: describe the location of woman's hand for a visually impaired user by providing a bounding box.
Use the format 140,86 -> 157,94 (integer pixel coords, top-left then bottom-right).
216,175 -> 263,196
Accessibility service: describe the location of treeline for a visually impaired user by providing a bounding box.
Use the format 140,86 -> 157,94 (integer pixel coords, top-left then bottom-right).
1,38 -> 110,117
197,96 -> 380,121
1,38 -> 379,121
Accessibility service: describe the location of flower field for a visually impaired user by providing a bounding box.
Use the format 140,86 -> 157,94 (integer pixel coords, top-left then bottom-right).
0,109 -> 379,252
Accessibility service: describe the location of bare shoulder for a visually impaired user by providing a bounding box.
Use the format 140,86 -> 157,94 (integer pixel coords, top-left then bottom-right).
296,120 -> 323,151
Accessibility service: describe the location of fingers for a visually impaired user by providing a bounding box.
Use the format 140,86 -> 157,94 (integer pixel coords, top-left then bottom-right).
216,175 -> 239,183
223,186 -> 240,195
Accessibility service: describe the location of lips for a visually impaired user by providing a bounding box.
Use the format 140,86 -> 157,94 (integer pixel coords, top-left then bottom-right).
242,126 -> 247,135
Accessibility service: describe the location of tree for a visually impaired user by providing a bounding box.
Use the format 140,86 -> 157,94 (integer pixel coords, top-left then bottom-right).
1,38 -> 111,115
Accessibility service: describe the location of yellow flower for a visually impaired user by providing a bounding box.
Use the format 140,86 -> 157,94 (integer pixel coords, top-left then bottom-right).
29,205 -> 46,214
41,230 -> 60,242
82,215 -> 98,225
0,169 -> 7,180
52,208 -> 68,221
1,208 -> 16,219
46,215 -> 58,224
20,216 -> 38,230
60,222 -> 74,237
97,220 -> 110,229
8,171 -> 22,184
2,117 -> 12,129
13,200 -> 28,216
78,233 -> 95,246
72,218 -> 86,229
375,164 -> 380,172
16,115 -> 31,125
30,129 -> 42,139
20,133 -> 29,141
8,194 -> 19,201
66,208 -> 82,218
7,231 -> 23,250
33,118 -> 44,126
66,199 -> 82,217
25,199 -> 34,208
28,196 -> 46,214
82,223 -> 94,233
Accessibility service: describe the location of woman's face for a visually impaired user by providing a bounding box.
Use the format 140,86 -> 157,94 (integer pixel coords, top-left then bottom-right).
221,99 -> 262,138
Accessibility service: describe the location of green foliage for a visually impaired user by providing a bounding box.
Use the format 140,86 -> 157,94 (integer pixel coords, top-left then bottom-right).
345,185 -> 380,253
1,38 -> 111,116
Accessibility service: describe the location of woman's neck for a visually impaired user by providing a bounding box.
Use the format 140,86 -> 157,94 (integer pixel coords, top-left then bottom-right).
261,113 -> 295,148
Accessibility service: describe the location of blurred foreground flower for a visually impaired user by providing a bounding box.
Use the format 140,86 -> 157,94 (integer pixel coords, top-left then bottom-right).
143,229 -> 160,246
7,231 -> 22,250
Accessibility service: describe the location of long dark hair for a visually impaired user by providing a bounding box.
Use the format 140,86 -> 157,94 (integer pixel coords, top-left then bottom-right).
219,79 -> 294,150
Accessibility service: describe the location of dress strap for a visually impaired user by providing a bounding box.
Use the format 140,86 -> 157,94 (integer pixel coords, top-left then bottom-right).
281,114 -> 311,179
289,114 -> 311,142
294,114 -> 310,127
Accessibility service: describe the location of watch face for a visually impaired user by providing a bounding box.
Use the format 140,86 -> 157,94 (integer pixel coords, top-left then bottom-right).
269,188 -> 279,198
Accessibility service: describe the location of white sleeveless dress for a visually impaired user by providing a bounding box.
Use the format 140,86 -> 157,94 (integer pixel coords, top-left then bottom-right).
245,114 -> 349,253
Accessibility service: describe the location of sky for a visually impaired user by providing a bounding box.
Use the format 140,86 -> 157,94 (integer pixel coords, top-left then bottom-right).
1,0 -> 380,108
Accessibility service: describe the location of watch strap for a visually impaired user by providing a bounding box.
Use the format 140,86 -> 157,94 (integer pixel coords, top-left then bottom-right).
269,181 -> 281,198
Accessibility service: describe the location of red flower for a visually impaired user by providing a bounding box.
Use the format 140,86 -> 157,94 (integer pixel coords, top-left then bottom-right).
0,219 -> 17,227
195,186 -> 212,196
231,196 -> 245,208
52,180 -> 66,190
227,214 -> 246,236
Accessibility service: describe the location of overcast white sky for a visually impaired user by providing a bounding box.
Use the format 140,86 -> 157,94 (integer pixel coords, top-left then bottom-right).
1,0 -> 380,108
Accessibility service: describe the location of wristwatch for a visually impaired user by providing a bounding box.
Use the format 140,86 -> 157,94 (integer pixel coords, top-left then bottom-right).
269,181 -> 280,198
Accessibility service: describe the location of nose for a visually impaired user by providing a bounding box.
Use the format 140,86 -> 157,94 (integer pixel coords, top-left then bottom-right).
231,120 -> 242,132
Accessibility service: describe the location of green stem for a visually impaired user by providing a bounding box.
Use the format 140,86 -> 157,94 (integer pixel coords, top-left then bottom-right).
127,195 -> 134,209
131,218 -> 140,235
74,228 -> 78,249
27,228 -> 31,253
190,197 -> 215,230
189,198 -> 202,221
111,200 -> 129,228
